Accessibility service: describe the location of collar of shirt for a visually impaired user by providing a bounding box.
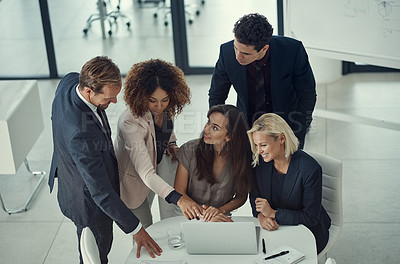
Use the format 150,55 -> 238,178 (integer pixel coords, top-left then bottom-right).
75,84 -> 103,126
250,47 -> 270,68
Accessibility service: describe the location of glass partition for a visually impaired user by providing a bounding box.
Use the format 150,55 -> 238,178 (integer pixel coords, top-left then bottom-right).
0,0 -> 49,78
185,0 -> 278,68
48,0 -> 175,76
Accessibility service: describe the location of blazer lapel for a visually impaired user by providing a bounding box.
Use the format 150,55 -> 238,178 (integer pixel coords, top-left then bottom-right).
260,161 -> 273,202
279,153 -> 300,207
236,65 -> 249,113
71,89 -> 117,159
71,88 -> 105,134
144,111 -> 157,166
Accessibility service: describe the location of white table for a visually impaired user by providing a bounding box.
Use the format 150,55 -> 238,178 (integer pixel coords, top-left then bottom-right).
124,216 -> 317,264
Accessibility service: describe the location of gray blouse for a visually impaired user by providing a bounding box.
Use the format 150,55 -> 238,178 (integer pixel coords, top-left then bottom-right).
177,139 -> 236,208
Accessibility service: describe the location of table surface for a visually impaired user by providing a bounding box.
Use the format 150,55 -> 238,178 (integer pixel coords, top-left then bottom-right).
124,216 -> 317,264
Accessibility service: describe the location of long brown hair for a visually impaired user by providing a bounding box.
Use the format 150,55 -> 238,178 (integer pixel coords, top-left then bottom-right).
195,104 -> 253,194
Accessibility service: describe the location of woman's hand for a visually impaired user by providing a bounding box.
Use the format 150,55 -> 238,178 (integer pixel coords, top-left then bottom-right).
209,213 -> 233,222
257,213 -> 279,231
255,197 -> 276,218
177,195 -> 203,220
133,227 -> 162,258
201,205 -> 223,222
166,143 -> 179,161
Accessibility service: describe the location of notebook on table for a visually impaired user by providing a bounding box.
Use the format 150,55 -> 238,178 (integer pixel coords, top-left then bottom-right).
181,221 -> 260,255
256,246 -> 306,264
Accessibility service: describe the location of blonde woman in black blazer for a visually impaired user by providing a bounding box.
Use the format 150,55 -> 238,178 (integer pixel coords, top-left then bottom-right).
247,113 -> 331,254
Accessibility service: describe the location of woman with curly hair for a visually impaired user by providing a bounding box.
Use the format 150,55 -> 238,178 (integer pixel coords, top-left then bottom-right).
174,104 -> 253,222
114,59 -> 203,228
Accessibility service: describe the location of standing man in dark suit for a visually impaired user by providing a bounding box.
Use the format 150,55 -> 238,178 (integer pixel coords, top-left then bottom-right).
49,56 -> 162,263
208,13 -> 316,148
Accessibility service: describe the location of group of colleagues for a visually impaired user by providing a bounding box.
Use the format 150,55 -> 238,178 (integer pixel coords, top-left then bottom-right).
48,13 -> 331,263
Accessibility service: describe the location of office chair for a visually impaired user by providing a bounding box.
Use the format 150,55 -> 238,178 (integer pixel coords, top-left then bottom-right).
137,0 -> 164,4
153,0 -> 205,26
83,0 -> 131,37
80,227 -> 101,264
307,151 -> 343,264
325,258 -> 337,264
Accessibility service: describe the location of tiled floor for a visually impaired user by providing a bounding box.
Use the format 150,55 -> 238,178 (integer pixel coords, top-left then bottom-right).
1,0 -> 400,263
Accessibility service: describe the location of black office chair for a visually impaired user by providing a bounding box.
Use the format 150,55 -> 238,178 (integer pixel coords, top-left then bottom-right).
83,0 -> 131,37
151,0 -> 205,26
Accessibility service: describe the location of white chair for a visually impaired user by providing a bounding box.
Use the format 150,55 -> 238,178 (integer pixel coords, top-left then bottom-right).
325,257 -> 337,264
306,151 -> 343,263
80,227 -> 101,264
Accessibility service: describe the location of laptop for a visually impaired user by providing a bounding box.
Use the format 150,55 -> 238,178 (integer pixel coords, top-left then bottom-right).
181,221 -> 260,255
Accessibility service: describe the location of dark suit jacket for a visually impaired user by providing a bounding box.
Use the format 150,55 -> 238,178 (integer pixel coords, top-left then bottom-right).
249,150 -> 331,253
209,36 -> 316,142
49,72 -> 139,233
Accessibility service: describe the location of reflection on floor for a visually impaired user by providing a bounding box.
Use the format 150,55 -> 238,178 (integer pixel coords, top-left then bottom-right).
0,72 -> 399,263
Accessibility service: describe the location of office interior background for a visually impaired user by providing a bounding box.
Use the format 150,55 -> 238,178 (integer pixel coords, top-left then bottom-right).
0,0 -> 399,263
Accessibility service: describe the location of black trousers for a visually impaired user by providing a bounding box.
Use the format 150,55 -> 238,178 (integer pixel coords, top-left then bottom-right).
76,222 -> 113,264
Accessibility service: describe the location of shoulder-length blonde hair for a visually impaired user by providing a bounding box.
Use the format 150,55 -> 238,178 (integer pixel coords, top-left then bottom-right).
247,113 -> 299,167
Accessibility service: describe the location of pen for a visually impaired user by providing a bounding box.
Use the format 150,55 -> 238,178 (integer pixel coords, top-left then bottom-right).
264,250 -> 289,260
262,238 -> 266,254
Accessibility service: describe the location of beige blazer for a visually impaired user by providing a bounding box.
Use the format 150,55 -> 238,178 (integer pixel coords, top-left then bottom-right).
114,108 -> 176,209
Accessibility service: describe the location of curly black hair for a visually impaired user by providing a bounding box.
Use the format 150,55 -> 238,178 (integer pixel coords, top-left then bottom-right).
233,13 -> 274,52
124,59 -> 191,118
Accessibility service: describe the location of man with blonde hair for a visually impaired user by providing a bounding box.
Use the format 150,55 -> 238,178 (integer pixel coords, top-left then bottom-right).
49,56 -> 162,263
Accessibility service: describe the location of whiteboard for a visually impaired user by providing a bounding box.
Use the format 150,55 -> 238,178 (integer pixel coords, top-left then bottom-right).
284,0 -> 400,69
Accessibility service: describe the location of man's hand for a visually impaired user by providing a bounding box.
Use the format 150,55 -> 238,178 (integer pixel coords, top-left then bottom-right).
133,227 -> 162,258
177,195 -> 203,220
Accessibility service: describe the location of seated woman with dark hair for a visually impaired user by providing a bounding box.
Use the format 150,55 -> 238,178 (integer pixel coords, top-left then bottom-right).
174,104 -> 253,222
247,113 -> 331,253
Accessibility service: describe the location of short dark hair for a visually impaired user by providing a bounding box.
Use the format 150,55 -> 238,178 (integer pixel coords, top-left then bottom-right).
79,56 -> 121,94
233,13 -> 274,52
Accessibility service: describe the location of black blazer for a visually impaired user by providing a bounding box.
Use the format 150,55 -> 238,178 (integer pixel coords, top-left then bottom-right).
250,150 -> 331,253
209,36 -> 316,142
49,73 -> 139,233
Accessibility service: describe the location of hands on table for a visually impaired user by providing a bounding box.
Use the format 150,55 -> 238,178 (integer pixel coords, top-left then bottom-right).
134,202 -> 233,258
255,197 -> 279,231
177,197 -> 232,222
177,195 -> 203,220
201,205 -> 232,222
133,227 -> 162,258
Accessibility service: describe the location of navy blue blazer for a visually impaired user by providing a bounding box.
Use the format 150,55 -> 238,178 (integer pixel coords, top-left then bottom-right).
49,73 -> 139,233
209,36 -> 316,142
250,150 -> 331,253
